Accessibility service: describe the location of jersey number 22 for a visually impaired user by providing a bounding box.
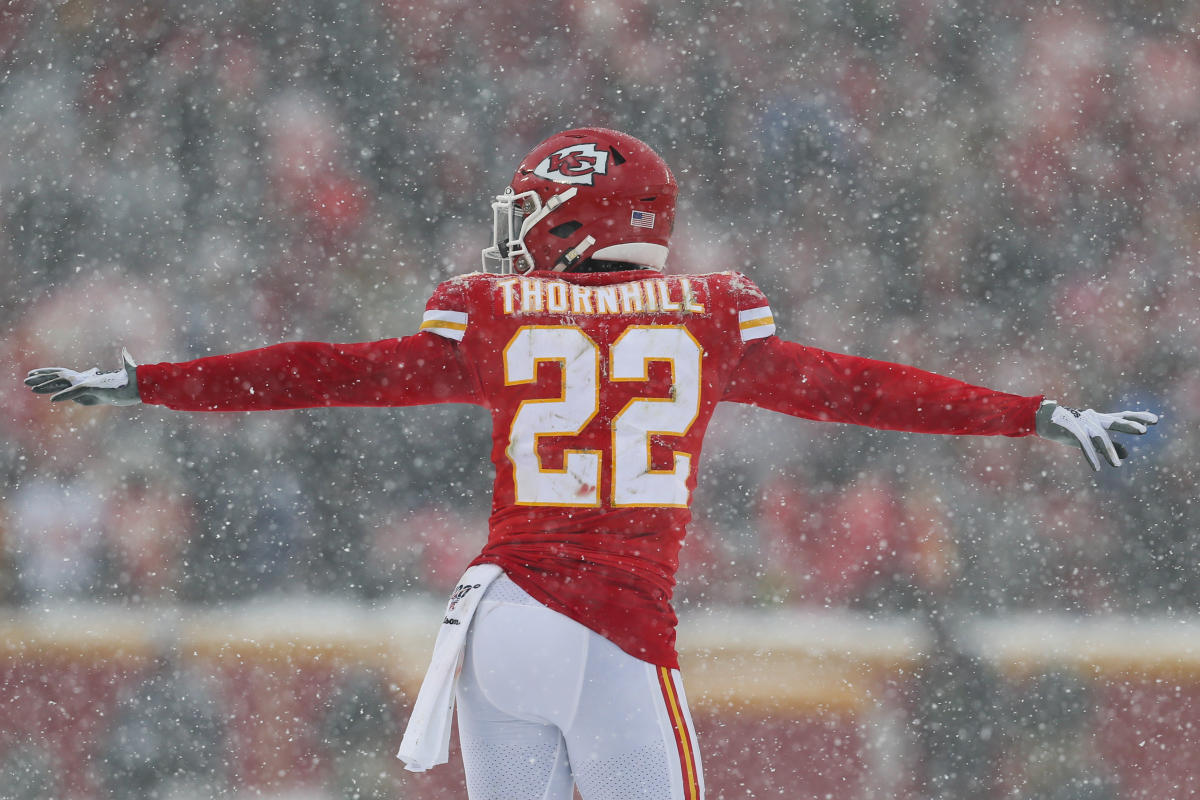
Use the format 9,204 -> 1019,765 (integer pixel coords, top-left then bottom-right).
503,325 -> 702,508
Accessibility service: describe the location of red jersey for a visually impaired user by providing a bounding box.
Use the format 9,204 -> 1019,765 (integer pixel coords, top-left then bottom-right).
138,269 -> 1041,667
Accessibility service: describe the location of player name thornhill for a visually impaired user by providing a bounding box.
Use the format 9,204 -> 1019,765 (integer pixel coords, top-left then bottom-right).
496,277 -> 706,316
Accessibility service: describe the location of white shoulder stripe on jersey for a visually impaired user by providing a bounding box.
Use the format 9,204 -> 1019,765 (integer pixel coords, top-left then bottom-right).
420,309 -> 468,341
423,309 -> 468,325
738,305 -> 775,341
738,306 -> 773,323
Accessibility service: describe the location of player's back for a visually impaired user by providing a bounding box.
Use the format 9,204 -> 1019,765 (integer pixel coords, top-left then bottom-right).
419,268 -> 775,666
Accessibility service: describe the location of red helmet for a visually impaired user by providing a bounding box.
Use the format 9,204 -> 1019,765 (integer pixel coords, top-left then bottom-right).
482,127 -> 677,274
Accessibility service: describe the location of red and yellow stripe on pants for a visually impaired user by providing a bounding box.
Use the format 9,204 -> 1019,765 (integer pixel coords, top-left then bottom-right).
657,666 -> 702,799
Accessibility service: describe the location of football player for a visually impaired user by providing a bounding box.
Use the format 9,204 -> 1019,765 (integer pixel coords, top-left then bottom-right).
26,128 -> 1157,800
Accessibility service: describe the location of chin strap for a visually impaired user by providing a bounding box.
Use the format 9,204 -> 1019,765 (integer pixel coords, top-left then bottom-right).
517,187 -> 579,273
553,235 -> 597,272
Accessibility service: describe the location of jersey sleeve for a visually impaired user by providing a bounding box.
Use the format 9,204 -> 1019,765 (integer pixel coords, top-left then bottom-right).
718,272 -> 1040,436
137,334 -> 481,411
418,277 -> 472,342
138,278 -> 487,412
727,272 -> 777,343
723,337 -> 1040,436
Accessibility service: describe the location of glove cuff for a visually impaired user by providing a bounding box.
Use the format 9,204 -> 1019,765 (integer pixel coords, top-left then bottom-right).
1035,399 -> 1059,439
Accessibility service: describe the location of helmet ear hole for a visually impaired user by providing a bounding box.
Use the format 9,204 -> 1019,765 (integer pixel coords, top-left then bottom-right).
548,220 -> 583,239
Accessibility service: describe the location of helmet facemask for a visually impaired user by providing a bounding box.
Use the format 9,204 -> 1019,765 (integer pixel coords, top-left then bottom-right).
482,186 -> 588,274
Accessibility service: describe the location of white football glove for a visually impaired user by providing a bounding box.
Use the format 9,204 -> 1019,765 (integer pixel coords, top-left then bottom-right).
1035,400 -> 1158,471
25,348 -> 141,406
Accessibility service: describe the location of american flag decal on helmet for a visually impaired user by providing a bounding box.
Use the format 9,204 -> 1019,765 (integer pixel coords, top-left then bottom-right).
630,210 -> 656,228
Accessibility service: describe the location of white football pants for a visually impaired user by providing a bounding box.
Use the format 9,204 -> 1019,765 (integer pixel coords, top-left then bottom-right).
456,575 -> 704,800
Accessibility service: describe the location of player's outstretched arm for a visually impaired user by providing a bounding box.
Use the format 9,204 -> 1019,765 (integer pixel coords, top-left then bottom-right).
25,335 -> 481,413
25,348 -> 141,406
723,337 -> 1158,469
723,337 -> 1044,436
1035,400 -> 1158,471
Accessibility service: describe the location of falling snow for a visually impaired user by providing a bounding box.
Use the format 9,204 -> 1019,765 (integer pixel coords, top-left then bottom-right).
1,1 -> 1197,799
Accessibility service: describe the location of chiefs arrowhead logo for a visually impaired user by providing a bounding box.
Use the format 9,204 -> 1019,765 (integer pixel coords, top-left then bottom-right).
532,143 -> 610,185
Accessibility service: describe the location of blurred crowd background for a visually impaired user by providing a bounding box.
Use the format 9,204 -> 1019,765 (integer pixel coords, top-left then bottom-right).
1,0 -> 1197,798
